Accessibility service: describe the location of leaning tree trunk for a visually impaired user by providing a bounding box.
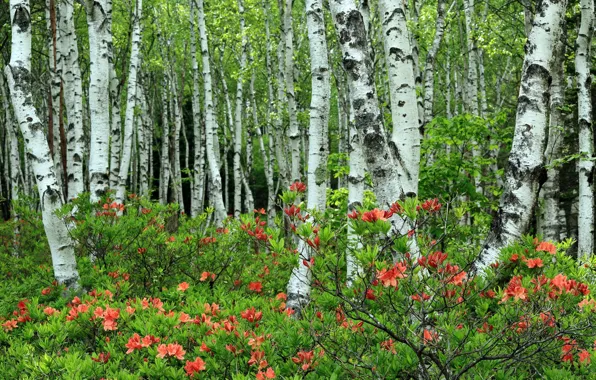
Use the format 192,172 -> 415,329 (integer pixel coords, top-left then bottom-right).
197,0 -> 227,224
576,0 -> 594,261
115,0 -> 143,205
5,0 -> 79,288
378,0 -> 421,197
286,0 -> 331,316
85,0 -> 111,202
475,0 -> 567,270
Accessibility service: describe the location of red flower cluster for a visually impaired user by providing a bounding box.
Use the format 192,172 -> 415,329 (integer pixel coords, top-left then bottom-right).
289,181 -> 307,193
361,208 -> 393,223
501,276 -> 528,302
292,350 -> 319,371
200,272 -> 216,281
241,216 -> 271,241
240,307 -> 263,323
184,357 -> 206,377
417,251 -> 448,269
535,241 -> 556,254
376,262 -> 408,288
125,333 -> 161,354
93,305 -> 120,331
157,343 -> 186,360
91,352 -> 110,364
418,198 -> 441,212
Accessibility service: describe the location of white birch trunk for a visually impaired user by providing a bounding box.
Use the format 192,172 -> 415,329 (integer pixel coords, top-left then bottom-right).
108,65 -> 122,190
159,86 -> 171,204
576,0 -> 594,261
476,0 -> 567,269
190,0 -> 205,217
138,84 -> 150,197
169,72 -> 185,211
46,0 -> 65,195
197,0 -> 227,224
284,0 -> 301,183
85,0 -> 111,202
58,0 -> 85,200
261,0 -> 277,224
233,0 -> 248,217
115,0 -> 142,204
422,0 -> 451,125
537,32 -> 566,241
5,0 -> 79,288
378,0 -> 421,197
286,0 -> 330,315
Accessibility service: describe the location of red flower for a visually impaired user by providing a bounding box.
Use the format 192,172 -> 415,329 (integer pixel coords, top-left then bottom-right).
380,339 -> 397,354
361,208 -> 392,223
536,241 -> 556,254
240,307 -> 263,323
423,329 -> 438,344
185,357 -> 206,377
524,257 -> 543,269
376,262 -> 408,288
289,181 -> 307,193
347,210 -> 360,219
256,367 -> 276,379
157,343 -> 185,360
41,287 -> 52,296
248,282 -> 263,293
501,276 -> 528,302
579,349 -> 591,364
417,251 -> 447,268
125,333 -> 143,354
2,319 -> 17,332
91,352 -> 110,364
292,350 -> 315,371
419,198 -> 441,212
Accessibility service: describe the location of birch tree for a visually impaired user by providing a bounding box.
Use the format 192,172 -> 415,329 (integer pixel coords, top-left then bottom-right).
190,0 -> 205,217
5,0 -> 80,288
284,0 -> 301,183
58,0 -> 85,200
576,0 -> 594,261
233,0 -> 248,217
115,0 -> 143,205
197,0 -> 227,224
378,0 -> 421,197
475,0 -> 567,269
85,0 -> 112,202
286,0 -> 330,315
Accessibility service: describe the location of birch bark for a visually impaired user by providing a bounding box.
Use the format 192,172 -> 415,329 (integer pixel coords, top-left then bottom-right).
115,0 -> 143,204
576,0 -> 594,261
58,0 -> 85,200
476,0 -> 567,269
197,0 -> 227,224
284,0 -> 301,183
286,0 -> 330,315
5,0 -> 79,288
233,0 -> 248,217
190,0 -> 205,217
85,0 -> 111,202
378,0 -> 421,197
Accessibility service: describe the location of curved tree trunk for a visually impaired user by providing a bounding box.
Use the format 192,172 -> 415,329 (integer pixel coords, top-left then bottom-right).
5,0 -> 79,289
476,0 -> 567,270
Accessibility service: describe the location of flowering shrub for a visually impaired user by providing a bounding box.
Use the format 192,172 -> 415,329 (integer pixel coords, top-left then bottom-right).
0,193 -> 595,378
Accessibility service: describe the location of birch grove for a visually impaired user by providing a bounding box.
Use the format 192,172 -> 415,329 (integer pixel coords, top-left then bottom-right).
0,0 -> 593,301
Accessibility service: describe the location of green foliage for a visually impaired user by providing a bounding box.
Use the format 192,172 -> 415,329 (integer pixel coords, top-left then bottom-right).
1,195 -> 595,379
